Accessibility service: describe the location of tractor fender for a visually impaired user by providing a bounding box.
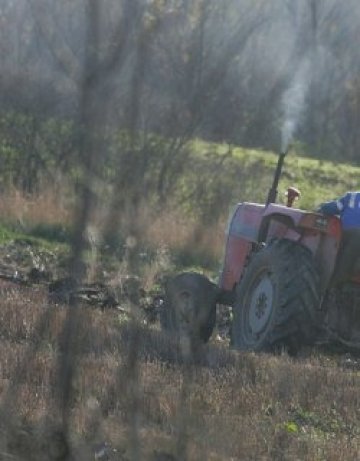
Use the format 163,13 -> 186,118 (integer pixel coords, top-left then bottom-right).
260,206 -> 342,292
258,212 -> 298,243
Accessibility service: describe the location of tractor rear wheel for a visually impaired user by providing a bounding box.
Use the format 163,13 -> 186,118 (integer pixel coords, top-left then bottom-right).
231,239 -> 321,354
160,272 -> 218,347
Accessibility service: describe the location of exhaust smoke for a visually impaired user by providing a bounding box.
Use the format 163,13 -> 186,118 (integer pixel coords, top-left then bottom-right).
281,56 -> 312,153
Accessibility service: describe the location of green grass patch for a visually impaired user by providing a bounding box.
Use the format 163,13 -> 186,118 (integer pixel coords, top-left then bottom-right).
29,222 -> 73,244
189,139 -> 360,211
0,224 -> 21,244
0,221 -> 69,253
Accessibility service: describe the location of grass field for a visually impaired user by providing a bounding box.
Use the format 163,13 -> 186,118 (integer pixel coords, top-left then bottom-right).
1,144 -> 360,459
191,140 -> 360,210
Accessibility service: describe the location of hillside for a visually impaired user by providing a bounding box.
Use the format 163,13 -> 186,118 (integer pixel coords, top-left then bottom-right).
0,142 -> 360,275
0,142 -> 360,459
191,140 -> 360,210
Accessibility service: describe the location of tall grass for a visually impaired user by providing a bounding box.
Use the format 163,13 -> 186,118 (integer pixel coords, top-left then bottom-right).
0,183 -> 71,231
1,142 -> 360,252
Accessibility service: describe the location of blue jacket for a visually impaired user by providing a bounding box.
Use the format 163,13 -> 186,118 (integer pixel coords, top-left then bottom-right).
319,192 -> 360,230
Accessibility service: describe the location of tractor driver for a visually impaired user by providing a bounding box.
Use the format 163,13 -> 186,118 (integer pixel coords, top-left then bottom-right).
318,191 -> 360,285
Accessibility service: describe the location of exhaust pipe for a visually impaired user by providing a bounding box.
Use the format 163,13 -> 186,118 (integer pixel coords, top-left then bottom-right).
266,149 -> 288,206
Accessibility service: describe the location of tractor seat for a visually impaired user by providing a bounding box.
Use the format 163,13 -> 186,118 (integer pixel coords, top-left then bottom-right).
332,229 -> 360,285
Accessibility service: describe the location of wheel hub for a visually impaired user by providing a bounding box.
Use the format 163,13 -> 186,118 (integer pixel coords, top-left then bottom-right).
248,275 -> 273,334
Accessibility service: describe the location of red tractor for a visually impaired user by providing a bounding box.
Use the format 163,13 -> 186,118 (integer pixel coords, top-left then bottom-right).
161,150 -> 360,354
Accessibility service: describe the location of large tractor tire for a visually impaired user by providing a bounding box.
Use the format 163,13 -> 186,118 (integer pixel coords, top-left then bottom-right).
231,239 -> 321,354
160,272 -> 218,346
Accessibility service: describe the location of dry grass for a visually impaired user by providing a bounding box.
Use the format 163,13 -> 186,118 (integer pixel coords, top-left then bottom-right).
0,186 -> 224,274
0,283 -> 359,460
145,207 -> 225,260
0,184 -> 71,229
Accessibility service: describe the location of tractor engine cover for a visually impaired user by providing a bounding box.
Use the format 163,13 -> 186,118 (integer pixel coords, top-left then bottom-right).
220,203 -> 264,291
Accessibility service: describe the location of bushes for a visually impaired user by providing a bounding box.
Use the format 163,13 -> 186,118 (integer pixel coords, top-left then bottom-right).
0,112 -> 76,193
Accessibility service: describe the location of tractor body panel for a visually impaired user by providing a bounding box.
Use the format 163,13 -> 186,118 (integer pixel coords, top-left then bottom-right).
220,203 -> 264,291
219,202 -> 344,293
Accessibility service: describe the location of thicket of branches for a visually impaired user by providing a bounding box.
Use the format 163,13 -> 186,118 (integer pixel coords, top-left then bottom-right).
1,0 -> 360,200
